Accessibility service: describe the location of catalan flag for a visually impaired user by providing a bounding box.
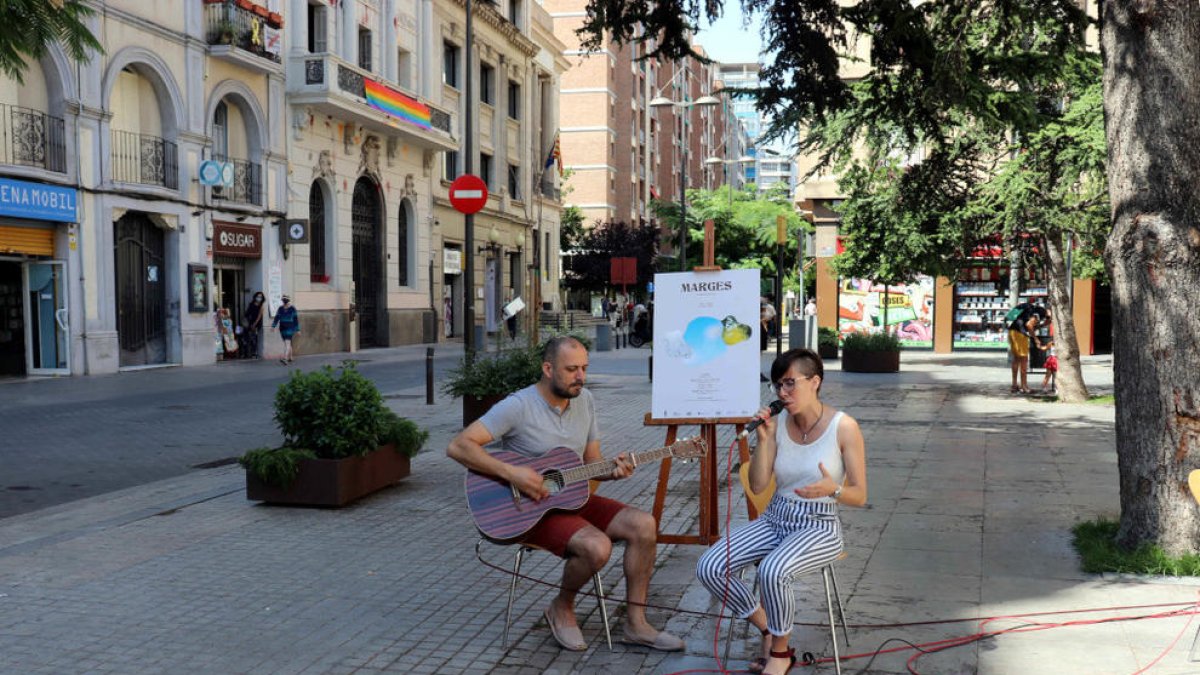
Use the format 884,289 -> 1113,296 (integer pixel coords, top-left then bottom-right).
544,131 -> 563,177
364,79 -> 431,131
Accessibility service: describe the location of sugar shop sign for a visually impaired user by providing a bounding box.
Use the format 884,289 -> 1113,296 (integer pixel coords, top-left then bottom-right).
213,221 -> 262,258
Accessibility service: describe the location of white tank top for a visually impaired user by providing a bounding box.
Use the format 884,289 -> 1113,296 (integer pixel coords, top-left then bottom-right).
773,410 -> 846,503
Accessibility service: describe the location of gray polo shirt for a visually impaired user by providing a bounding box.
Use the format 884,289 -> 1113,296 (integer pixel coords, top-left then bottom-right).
477,384 -> 600,458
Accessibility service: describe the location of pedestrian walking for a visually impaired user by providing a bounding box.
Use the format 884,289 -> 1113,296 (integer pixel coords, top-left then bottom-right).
271,296 -> 299,365
1039,343 -> 1059,394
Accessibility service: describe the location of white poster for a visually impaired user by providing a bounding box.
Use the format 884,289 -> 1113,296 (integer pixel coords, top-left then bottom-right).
268,258 -> 283,316
651,269 -> 761,419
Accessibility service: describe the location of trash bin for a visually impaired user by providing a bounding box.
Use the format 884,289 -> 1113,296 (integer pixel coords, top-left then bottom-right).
595,323 -> 612,351
789,318 -> 807,350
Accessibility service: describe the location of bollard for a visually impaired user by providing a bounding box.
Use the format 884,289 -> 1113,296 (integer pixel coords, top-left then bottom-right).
426,347 -> 435,405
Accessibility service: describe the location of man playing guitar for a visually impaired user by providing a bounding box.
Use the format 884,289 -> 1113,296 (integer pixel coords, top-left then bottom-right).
447,336 -> 684,653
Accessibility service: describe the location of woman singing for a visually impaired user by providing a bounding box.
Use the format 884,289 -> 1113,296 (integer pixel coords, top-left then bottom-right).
696,348 -> 868,674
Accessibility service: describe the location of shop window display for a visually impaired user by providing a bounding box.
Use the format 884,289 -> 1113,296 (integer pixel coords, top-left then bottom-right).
953,266 -> 1047,349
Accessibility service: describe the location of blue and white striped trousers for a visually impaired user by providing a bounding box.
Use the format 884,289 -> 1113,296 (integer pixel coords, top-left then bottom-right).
695,495 -> 843,636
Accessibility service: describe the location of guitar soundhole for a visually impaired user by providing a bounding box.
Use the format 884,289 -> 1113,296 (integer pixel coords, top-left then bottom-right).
542,470 -> 565,494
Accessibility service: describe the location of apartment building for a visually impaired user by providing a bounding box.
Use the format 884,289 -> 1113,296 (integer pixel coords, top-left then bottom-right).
0,0 -> 564,376
0,1 -> 289,376
288,0 -> 565,349
546,2 -> 738,229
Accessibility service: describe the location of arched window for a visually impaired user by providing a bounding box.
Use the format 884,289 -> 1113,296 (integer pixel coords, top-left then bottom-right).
397,200 -> 409,286
212,101 -> 228,160
309,181 -> 326,281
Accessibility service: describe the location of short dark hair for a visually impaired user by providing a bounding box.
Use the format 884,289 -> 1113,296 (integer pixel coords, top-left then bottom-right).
542,336 -> 586,365
770,348 -> 825,393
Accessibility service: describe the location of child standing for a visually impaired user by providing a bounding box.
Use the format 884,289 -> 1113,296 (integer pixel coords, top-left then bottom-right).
1040,345 -> 1059,394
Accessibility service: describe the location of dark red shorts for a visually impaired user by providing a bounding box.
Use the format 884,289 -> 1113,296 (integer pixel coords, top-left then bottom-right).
521,494 -> 627,558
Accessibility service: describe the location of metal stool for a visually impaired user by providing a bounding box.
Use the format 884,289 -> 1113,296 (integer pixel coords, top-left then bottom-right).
723,464 -> 851,674
478,539 -> 613,651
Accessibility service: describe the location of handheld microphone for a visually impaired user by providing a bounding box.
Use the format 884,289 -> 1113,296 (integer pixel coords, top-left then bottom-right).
737,399 -> 786,439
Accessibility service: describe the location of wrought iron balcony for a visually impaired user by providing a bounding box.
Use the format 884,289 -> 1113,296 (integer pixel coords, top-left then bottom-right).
211,155 -> 262,205
0,104 -> 66,173
205,0 -> 282,71
110,130 -> 178,189
539,177 -> 560,201
288,54 -> 456,151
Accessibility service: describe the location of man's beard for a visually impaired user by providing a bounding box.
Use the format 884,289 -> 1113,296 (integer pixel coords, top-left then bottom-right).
550,380 -> 582,399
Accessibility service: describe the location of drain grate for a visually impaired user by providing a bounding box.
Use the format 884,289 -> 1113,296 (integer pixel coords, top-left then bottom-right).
384,394 -> 423,400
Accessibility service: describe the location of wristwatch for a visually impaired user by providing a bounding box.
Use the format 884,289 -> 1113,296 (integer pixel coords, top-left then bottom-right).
831,486 -> 843,501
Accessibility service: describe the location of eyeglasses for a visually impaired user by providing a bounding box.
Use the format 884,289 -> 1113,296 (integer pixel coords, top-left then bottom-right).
771,375 -> 814,393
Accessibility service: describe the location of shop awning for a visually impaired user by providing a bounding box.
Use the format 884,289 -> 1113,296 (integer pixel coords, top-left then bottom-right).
0,225 -> 54,256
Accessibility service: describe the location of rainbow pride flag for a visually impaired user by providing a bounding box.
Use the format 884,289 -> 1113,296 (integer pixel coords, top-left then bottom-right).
364,79 -> 431,131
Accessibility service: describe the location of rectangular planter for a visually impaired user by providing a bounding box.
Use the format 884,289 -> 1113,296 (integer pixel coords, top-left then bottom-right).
245,443 -> 409,507
841,348 -> 900,373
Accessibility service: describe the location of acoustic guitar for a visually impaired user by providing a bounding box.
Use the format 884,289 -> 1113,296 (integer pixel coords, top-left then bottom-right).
466,436 -> 708,542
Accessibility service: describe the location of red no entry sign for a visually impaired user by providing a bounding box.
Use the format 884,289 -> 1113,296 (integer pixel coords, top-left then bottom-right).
449,174 -> 488,215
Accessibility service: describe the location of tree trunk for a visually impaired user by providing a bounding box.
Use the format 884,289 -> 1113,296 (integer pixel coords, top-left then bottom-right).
1041,231 -> 1089,402
1101,1 -> 1200,557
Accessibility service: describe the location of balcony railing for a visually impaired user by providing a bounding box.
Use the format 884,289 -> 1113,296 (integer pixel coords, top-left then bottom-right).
204,0 -> 281,64
539,177 -> 560,201
296,55 -> 455,139
211,155 -> 262,205
111,130 -> 178,189
0,104 -> 66,173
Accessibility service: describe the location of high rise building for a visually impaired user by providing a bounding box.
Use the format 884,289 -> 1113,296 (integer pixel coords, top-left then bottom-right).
545,3 -> 740,229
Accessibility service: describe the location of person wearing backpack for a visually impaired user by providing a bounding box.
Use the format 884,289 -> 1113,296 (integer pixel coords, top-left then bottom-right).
1007,301 -> 1051,394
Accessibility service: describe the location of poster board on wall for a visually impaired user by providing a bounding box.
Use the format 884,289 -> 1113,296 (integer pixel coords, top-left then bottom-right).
651,269 -> 761,420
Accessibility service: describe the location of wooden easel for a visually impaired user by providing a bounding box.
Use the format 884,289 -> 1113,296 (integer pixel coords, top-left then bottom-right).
647,219 -> 755,545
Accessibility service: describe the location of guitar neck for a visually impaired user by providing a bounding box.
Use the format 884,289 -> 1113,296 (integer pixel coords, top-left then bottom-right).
560,446 -> 676,485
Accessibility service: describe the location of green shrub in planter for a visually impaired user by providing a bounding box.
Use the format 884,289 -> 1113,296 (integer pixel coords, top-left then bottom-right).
442,334 -> 593,399
241,362 -> 428,487
818,327 -> 839,349
238,446 -> 316,487
379,411 -> 429,458
274,363 -> 388,459
842,331 -> 901,352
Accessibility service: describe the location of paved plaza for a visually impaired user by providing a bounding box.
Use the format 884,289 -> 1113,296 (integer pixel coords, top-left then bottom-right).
1,345 -> 1198,674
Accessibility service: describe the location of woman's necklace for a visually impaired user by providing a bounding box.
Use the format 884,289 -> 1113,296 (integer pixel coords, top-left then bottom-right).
798,403 -> 825,443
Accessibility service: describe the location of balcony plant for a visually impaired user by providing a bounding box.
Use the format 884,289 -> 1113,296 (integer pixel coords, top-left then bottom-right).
840,330 -> 901,373
213,20 -> 236,45
239,362 -> 429,506
817,326 -> 839,360
442,333 -> 591,426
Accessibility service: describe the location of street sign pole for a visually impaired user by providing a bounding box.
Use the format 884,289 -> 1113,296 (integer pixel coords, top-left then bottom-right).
464,0 -> 475,359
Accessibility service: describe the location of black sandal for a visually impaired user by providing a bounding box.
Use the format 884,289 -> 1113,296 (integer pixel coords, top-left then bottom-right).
747,628 -> 771,673
766,647 -> 797,675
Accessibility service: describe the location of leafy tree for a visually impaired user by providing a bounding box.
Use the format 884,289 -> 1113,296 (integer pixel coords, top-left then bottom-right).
0,0 -> 101,84
580,0 -> 1200,555
650,185 -> 809,293
559,205 -> 585,251
562,220 -> 660,295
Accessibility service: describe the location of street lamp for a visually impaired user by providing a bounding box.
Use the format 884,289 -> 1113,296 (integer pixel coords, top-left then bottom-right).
651,90 -> 720,271
704,154 -> 755,215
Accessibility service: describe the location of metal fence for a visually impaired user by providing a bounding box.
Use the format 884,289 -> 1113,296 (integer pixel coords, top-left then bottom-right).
111,130 -> 178,189
212,155 -> 262,205
0,104 -> 66,173
204,1 -> 281,63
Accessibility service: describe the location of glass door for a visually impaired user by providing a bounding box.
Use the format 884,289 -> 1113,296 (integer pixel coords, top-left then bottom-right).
24,261 -> 69,374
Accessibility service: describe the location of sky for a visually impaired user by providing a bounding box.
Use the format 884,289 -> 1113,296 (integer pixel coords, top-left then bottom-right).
693,5 -> 765,65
